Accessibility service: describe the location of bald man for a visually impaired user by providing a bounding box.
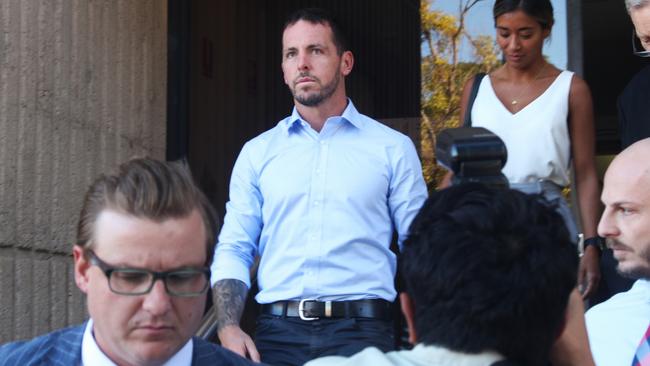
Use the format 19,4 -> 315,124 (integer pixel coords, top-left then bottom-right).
585,138 -> 650,366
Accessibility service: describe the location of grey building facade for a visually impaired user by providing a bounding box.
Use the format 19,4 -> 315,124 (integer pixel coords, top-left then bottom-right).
0,0 -> 643,344
0,0 -> 167,342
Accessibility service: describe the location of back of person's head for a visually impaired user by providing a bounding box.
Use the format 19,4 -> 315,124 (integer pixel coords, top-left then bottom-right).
494,0 -> 555,30
626,0 -> 650,12
76,157 -> 218,265
283,8 -> 349,54
401,184 -> 578,366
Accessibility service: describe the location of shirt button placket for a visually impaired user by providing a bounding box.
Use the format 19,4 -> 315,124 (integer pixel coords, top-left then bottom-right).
305,139 -> 328,293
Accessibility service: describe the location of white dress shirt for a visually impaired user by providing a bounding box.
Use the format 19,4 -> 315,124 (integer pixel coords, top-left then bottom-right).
586,279 -> 650,366
304,344 -> 504,366
81,319 -> 193,366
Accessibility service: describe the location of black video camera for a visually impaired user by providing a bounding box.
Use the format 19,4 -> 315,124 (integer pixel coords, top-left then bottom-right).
436,127 -> 509,188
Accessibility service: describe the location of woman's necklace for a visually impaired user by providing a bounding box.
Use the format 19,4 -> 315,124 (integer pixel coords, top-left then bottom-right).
510,62 -> 547,107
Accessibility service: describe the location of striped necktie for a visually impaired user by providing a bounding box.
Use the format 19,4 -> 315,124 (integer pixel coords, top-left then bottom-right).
632,323 -> 650,366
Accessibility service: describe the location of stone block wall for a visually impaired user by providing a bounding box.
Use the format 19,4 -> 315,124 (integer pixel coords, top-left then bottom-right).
0,0 -> 167,342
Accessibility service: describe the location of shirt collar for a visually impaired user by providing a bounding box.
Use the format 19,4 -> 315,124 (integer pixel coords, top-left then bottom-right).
81,318 -> 194,366
410,344 -> 505,365
283,99 -> 365,134
634,279 -> 650,302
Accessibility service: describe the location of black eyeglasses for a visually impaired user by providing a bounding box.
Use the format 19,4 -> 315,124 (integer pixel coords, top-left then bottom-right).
85,250 -> 211,297
632,30 -> 650,57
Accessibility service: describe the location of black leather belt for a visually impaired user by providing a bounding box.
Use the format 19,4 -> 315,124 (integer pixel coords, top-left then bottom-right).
260,299 -> 392,321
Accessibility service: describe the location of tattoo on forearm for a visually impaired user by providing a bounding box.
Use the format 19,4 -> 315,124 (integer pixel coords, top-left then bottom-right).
213,279 -> 248,330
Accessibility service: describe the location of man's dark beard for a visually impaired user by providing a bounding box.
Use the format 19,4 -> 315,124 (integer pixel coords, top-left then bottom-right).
610,238 -> 650,280
617,265 -> 650,280
292,72 -> 340,107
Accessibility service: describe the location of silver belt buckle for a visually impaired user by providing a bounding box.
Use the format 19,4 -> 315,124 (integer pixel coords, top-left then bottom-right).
298,299 -> 319,321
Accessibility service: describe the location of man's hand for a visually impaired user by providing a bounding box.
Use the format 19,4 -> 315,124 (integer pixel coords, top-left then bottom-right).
578,246 -> 601,299
218,325 -> 260,362
213,279 -> 259,361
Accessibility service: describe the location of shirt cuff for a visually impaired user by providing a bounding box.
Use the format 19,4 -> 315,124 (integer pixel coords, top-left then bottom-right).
210,252 -> 252,288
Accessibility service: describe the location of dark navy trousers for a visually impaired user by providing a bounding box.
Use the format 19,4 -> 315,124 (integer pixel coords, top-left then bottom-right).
254,315 -> 394,366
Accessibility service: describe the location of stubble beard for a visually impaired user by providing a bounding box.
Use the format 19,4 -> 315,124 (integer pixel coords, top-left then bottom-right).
617,264 -> 650,280
610,238 -> 650,280
291,71 -> 340,107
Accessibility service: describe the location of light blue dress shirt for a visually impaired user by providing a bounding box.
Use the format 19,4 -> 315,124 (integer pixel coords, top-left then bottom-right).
211,101 -> 428,303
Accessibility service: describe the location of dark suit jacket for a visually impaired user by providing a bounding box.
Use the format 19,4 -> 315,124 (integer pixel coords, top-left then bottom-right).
0,322 -> 256,365
618,65 -> 650,149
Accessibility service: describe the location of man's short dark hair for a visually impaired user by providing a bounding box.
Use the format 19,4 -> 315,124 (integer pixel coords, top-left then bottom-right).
76,157 -> 219,266
401,184 -> 578,366
283,8 -> 350,55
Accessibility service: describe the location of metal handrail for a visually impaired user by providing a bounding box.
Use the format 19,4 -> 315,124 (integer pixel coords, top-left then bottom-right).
196,304 -> 219,340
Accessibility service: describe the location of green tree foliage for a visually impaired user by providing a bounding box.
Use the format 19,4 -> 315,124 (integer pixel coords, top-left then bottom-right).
420,0 -> 501,188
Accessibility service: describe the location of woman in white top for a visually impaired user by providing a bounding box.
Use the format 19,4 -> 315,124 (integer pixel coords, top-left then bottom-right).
451,0 -> 601,299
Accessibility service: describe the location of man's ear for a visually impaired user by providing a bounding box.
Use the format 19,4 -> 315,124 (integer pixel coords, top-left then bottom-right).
399,292 -> 418,345
340,50 -> 354,76
73,245 -> 90,294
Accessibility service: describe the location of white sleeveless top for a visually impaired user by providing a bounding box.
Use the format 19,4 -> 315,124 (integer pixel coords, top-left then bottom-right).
471,70 -> 573,186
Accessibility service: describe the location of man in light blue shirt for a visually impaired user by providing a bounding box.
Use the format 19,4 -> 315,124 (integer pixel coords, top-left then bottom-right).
210,7 -> 428,366
586,138 -> 650,366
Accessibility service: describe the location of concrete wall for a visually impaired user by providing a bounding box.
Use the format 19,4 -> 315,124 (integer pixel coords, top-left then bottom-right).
0,0 -> 167,343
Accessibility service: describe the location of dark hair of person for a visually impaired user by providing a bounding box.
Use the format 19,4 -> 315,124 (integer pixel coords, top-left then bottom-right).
76,157 -> 219,266
401,184 -> 578,366
283,8 -> 350,55
493,0 -> 555,30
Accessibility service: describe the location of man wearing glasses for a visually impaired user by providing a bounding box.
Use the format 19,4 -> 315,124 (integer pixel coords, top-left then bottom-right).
620,0 -> 650,148
591,0 -> 650,306
0,158 -> 254,365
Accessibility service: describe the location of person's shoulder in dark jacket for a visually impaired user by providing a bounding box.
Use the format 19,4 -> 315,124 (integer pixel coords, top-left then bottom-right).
0,324 -> 85,365
618,65 -> 650,148
620,65 -> 650,101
